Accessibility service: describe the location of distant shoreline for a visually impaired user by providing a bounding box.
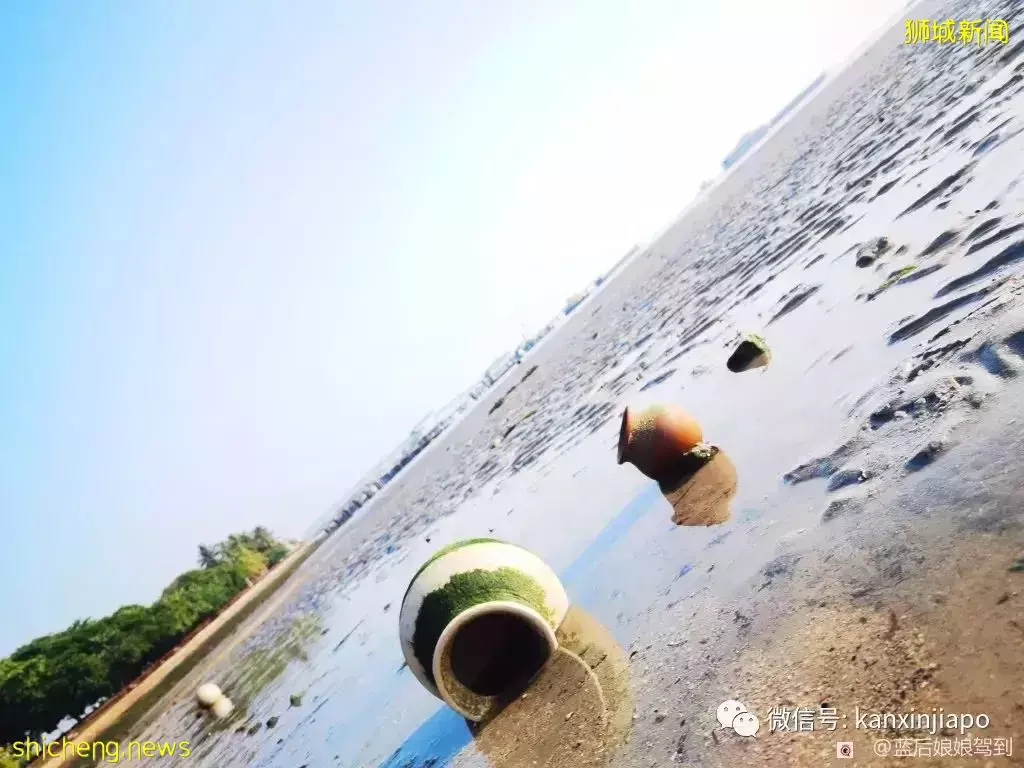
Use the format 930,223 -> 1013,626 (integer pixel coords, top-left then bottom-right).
32,542 -> 316,768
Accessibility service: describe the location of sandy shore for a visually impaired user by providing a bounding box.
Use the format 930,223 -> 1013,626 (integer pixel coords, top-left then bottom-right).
93,0 -> 1024,765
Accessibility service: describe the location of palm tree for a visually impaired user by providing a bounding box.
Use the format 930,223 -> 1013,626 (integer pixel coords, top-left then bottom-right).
197,544 -> 220,569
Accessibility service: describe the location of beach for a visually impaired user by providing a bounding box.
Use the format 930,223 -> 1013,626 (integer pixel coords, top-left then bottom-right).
106,0 -> 1024,765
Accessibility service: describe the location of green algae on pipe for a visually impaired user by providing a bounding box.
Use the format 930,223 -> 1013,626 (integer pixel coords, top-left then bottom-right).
398,539 -> 570,720
411,538 -> 504,583
412,566 -> 554,688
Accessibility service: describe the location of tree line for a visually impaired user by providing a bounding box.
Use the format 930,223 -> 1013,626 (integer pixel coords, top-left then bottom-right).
0,527 -> 291,747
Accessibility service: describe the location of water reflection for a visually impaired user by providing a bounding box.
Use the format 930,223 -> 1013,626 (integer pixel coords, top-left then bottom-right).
220,612 -> 323,716
659,447 -> 738,527
451,605 -> 632,768
131,612 -> 325,766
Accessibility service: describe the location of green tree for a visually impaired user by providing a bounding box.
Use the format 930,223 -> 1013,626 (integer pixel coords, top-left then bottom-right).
265,543 -> 290,568
248,526 -> 275,553
224,546 -> 268,583
0,525 -> 287,744
197,544 -> 220,568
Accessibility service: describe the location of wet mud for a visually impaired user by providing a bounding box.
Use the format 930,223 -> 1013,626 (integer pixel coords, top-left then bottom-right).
117,0 -> 1024,765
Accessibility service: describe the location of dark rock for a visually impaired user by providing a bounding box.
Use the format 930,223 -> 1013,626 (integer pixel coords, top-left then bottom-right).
290,692 -> 304,707
827,468 -> 870,492
855,237 -> 892,267
784,457 -> 836,484
266,716 -> 280,728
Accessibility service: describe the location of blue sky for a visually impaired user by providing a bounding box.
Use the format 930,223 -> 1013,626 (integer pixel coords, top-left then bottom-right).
0,0 -> 902,654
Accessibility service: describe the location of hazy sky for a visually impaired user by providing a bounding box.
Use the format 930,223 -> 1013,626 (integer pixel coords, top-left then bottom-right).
0,0 -> 903,654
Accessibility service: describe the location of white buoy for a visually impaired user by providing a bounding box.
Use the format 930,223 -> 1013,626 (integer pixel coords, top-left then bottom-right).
196,683 -> 222,708
211,696 -> 234,719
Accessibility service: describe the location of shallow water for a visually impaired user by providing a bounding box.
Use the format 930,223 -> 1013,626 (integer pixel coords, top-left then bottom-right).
122,1 -> 1024,765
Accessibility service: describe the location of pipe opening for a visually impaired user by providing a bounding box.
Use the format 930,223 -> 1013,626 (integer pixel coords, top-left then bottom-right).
447,610 -> 551,697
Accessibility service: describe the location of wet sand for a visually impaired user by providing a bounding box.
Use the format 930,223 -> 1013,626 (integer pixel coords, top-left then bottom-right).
624,385 -> 1024,767
110,0 -> 1024,765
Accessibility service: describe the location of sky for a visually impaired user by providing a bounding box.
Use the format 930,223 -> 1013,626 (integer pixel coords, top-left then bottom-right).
0,0 -> 905,654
